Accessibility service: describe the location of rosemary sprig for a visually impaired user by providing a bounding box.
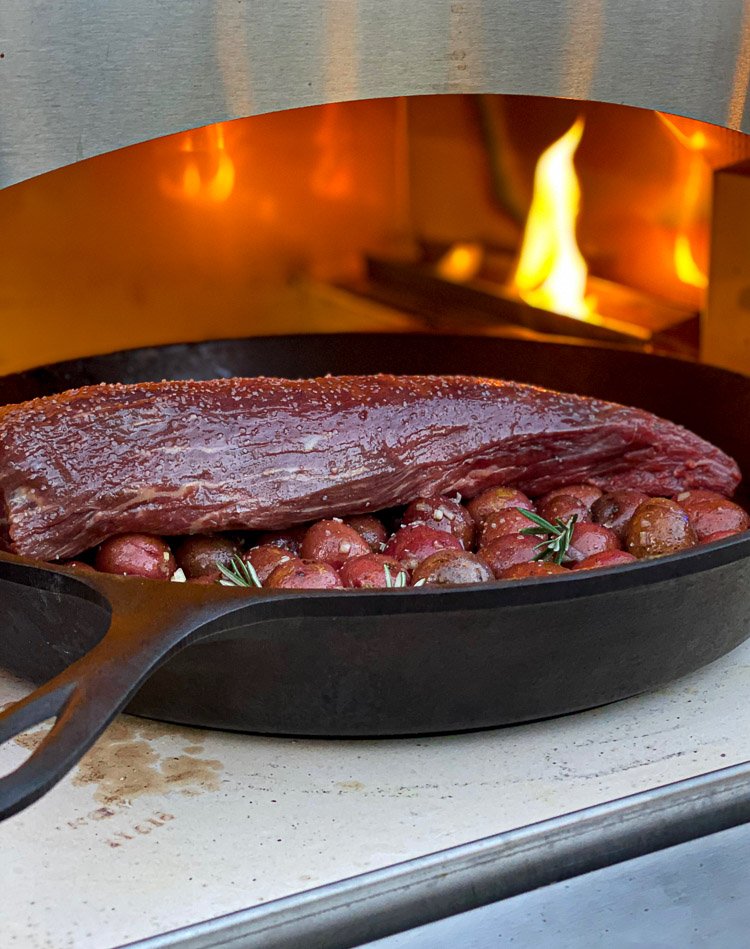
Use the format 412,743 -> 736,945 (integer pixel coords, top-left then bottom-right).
217,555 -> 262,588
516,507 -> 577,565
383,563 -> 408,588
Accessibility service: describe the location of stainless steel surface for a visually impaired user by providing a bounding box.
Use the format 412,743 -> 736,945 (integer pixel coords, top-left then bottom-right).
363,822 -> 750,948
125,759 -> 750,949
2,0 -> 750,190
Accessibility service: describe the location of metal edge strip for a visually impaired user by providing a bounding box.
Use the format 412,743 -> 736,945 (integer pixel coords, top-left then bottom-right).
121,758 -> 750,949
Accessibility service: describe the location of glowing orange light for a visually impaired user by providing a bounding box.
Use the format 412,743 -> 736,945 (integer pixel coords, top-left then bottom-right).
161,124 -> 235,205
311,105 -> 353,200
656,112 -> 709,290
511,118 -> 595,320
435,242 -> 484,282
656,112 -> 708,153
674,234 -> 708,289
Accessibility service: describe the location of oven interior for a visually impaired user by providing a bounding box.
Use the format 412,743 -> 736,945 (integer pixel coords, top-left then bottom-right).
3,93 -> 750,380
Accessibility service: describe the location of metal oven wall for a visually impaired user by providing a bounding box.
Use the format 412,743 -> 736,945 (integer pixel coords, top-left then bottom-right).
2,0 -> 750,189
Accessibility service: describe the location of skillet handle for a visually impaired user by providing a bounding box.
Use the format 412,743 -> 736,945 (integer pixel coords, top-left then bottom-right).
0,579 -> 251,821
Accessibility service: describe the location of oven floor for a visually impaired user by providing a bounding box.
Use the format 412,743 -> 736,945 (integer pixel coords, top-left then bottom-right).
2,633 -> 750,948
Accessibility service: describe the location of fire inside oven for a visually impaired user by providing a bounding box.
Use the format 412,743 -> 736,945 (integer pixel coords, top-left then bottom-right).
2,94 -> 750,375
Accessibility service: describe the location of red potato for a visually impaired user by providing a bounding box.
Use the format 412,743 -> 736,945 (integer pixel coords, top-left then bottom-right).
95,533 -> 176,580
339,554 -> 409,589
411,550 -> 493,586
301,520 -> 371,570
175,535 -> 240,580
265,560 -> 343,589
701,529 -> 746,544
257,526 -> 308,555
480,534 -> 539,577
573,550 -> 638,570
384,524 -> 462,571
401,496 -> 475,549
478,509 -> 536,548
467,487 -> 534,525
675,490 -> 750,541
625,498 -> 698,558
563,523 -> 621,565
243,544 -> 300,584
537,484 -> 603,510
498,561 -> 568,579
536,495 -> 591,525
591,490 -> 651,540
343,515 -> 388,552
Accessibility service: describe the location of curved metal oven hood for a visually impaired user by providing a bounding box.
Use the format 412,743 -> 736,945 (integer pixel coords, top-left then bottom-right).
1,0 -> 750,190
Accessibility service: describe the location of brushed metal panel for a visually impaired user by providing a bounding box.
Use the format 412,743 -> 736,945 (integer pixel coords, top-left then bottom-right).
1,0 -> 749,189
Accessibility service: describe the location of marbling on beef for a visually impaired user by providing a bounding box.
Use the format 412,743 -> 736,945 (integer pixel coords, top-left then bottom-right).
0,375 -> 740,560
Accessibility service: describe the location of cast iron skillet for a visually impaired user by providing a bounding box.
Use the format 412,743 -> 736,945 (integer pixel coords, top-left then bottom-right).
1,333 -> 750,822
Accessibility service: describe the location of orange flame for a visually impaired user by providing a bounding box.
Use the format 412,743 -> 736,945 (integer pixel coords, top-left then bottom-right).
511,118 -> 595,320
161,124 -> 235,205
656,112 -> 709,290
674,233 -> 708,290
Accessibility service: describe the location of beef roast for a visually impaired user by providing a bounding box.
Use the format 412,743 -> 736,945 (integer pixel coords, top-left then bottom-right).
0,375 -> 740,560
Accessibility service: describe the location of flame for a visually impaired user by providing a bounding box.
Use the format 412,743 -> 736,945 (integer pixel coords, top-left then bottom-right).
674,233 -> 708,289
656,112 -> 709,290
436,242 -> 484,282
161,123 -> 235,204
511,118 -> 594,320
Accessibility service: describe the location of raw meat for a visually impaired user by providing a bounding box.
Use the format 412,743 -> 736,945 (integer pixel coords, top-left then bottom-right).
0,375 -> 740,559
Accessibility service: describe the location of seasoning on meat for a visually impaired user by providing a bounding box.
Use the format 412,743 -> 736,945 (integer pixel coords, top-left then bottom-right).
0,374 -> 740,560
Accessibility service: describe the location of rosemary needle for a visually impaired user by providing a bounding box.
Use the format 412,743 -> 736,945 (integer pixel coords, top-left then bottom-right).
383,563 -> 408,588
516,507 -> 578,565
217,555 -> 263,588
